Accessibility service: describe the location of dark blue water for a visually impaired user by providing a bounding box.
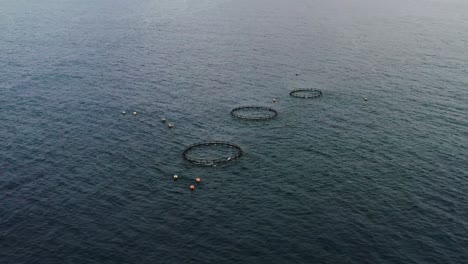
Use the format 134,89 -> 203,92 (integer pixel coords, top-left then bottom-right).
1,0 -> 467,263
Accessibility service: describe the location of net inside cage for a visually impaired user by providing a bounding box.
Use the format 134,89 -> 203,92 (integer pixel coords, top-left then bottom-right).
183,142 -> 243,165
289,89 -> 322,98
231,106 -> 277,120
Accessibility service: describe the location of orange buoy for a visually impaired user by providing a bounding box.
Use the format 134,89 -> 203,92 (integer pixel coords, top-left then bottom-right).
195,177 -> 201,183
190,185 -> 195,190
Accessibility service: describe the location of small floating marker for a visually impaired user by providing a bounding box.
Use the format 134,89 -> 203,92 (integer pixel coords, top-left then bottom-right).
121,111 -> 126,115
295,73 -> 299,76
364,97 -> 368,101
173,175 -> 178,181
195,177 -> 201,183
168,123 -> 174,128
133,111 -> 138,116
190,185 -> 195,190
273,98 -> 277,103
162,117 -> 167,123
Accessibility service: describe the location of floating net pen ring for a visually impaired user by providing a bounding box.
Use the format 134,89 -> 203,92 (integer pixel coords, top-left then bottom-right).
182,141 -> 243,165
289,88 -> 323,99
230,106 -> 278,121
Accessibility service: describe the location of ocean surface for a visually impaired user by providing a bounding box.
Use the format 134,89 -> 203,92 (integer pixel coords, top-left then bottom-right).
1,0 -> 467,263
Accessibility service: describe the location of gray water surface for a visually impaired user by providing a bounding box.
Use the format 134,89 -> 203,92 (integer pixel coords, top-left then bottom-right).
1,0 -> 467,263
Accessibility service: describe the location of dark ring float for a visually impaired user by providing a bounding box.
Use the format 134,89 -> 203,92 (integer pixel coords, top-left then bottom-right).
230,106 -> 278,121
289,88 -> 323,99
182,141 -> 243,166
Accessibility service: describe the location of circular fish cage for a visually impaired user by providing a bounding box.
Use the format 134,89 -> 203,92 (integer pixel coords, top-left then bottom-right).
182,141 -> 243,166
231,106 -> 278,121
289,88 -> 322,99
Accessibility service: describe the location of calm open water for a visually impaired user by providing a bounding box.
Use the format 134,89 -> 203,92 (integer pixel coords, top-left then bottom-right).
1,0 -> 467,263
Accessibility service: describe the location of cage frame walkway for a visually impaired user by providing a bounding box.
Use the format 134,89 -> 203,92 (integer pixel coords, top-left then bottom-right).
182,141 -> 243,166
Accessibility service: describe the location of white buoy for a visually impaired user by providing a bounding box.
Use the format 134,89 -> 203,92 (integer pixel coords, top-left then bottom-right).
364,97 -> 368,101
168,123 -> 174,128
273,98 -> 277,103
133,111 -> 138,115
173,175 -> 178,180
122,111 -> 126,115
162,117 -> 167,123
